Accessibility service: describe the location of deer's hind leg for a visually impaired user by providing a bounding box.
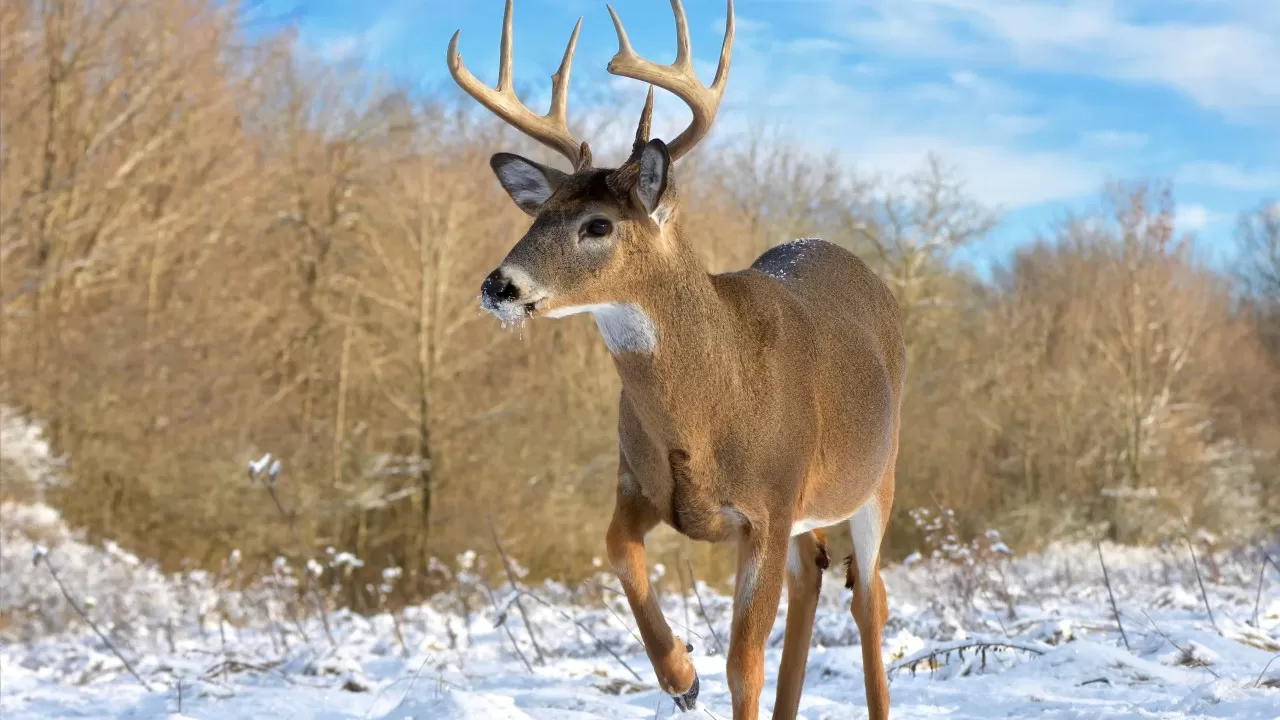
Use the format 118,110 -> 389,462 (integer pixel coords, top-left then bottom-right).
846,483 -> 893,720
772,529 -> 829,720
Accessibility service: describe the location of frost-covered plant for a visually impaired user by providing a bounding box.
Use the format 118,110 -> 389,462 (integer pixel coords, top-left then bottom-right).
903,506 -> 1016,628
420,552 -> 489,649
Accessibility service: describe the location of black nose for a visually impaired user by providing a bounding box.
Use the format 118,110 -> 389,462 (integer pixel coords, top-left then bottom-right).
481,268 -> 521,303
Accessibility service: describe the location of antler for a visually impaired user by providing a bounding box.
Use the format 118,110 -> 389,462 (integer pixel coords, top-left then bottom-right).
606,0 -> 734,162
447,0 -> 592,171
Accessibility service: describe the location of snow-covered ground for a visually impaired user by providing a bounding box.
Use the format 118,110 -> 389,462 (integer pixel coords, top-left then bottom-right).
2,409 -> 1278,719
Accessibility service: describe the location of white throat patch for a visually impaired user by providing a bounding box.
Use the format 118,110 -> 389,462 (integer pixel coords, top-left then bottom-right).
545,303 -> 658,354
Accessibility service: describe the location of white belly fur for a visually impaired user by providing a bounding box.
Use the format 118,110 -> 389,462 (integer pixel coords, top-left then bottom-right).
790,514 -> 849,537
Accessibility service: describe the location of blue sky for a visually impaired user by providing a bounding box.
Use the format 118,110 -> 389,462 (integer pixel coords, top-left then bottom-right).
263,0 -> 1279,274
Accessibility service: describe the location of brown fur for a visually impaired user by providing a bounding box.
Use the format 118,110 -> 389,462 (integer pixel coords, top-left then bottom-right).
502,168 -> 904,719
453,3 -> 903,717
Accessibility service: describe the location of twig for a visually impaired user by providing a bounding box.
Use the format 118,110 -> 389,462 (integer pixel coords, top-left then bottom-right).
250,462 -> 336,649
269,578 -> 311,644
219,615 -> 229,683
488,514 -> 546,665
265,483 -> 299,538
585,579 -> 703,645
685,558 -> 726,656
479,577 -> 533,674
362,654 -> 435,720
302,571 -> 338,648
388,605 -> 409,657
1095,541 -> 1131,651
511,589 -> 645,683
1138,610 -> 1220,679
39,554 -> 155,691
584,581 -> 645,647
1255,654 -> 1280,689
1181,528 -> 1220,635
581,579 -> 625,597
676,555 -> 693,641
1253,550 -> 1278,628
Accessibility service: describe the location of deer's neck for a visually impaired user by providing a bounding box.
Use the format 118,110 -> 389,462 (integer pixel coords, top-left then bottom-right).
601,243 -> 742,422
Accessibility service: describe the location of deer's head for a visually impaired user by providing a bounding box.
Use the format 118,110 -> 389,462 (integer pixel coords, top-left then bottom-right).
448,0 -> 734,326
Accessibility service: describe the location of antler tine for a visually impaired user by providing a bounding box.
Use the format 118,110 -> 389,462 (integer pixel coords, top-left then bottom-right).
497,0 -> 514,93
711,0 -> 734,93
548,17 -> 582,125
606,0 -> 734,161
635,86 -> 655,149
447,0 -> 589,170
671,0 -> 692,70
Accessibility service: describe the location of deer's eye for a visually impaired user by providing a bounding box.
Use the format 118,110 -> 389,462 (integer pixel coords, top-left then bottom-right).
581,219 -> 612,239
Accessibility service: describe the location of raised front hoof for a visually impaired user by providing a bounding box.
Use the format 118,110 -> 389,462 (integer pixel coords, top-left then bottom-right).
671,670 -> 699,712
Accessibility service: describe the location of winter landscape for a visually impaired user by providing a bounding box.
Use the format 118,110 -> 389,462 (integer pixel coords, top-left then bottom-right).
3,409 -> 1277,719
5,1 -> 1280,718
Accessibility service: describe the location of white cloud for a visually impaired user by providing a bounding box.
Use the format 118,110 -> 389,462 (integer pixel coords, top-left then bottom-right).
825,0 -> 1280,119
450,2 -> 1277,210
320,36 -> 362,63
680,19 -> 1105,209
1081,130 -> 1150,151
1176,202 -> 1242,238
1176,204 -> 1209,231
848,137 -> 1101,208
311,7 -> 407,64
1179,162 -> 1280,191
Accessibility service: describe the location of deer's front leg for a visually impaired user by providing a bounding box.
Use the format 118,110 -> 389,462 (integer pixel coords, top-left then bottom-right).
727,522 -> 789,720
605,470 -> 697,704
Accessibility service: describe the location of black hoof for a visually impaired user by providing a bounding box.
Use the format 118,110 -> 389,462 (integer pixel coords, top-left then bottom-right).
672,671 -> 699,712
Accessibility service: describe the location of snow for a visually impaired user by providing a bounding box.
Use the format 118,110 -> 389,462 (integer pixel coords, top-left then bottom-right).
2,409 -> 1279,719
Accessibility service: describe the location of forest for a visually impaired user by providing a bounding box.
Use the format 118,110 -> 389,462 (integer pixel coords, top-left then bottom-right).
3,0 -> 1278,606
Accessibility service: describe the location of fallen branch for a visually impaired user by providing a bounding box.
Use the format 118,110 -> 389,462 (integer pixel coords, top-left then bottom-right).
887,638 -> 1048,677
200,658 -> 284,681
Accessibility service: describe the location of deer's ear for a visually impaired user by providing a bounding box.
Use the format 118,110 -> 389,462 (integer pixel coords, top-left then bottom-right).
632,139 -> 672,226
490,153 -> 569,216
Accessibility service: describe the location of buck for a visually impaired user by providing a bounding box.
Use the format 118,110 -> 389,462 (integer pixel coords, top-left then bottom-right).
448,1 -> 904,717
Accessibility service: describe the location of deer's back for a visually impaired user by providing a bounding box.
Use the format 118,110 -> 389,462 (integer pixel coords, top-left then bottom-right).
734,238 -> 905,507
749,238 -> 904,391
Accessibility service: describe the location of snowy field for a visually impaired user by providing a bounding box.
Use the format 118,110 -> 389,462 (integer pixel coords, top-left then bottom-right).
2,410 -> 1279,719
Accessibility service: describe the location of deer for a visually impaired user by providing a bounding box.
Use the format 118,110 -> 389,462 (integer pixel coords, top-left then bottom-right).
448,1 -> 904,718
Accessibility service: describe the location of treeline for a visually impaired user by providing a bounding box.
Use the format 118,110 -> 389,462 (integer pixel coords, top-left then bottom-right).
2,0 -> 1277,600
